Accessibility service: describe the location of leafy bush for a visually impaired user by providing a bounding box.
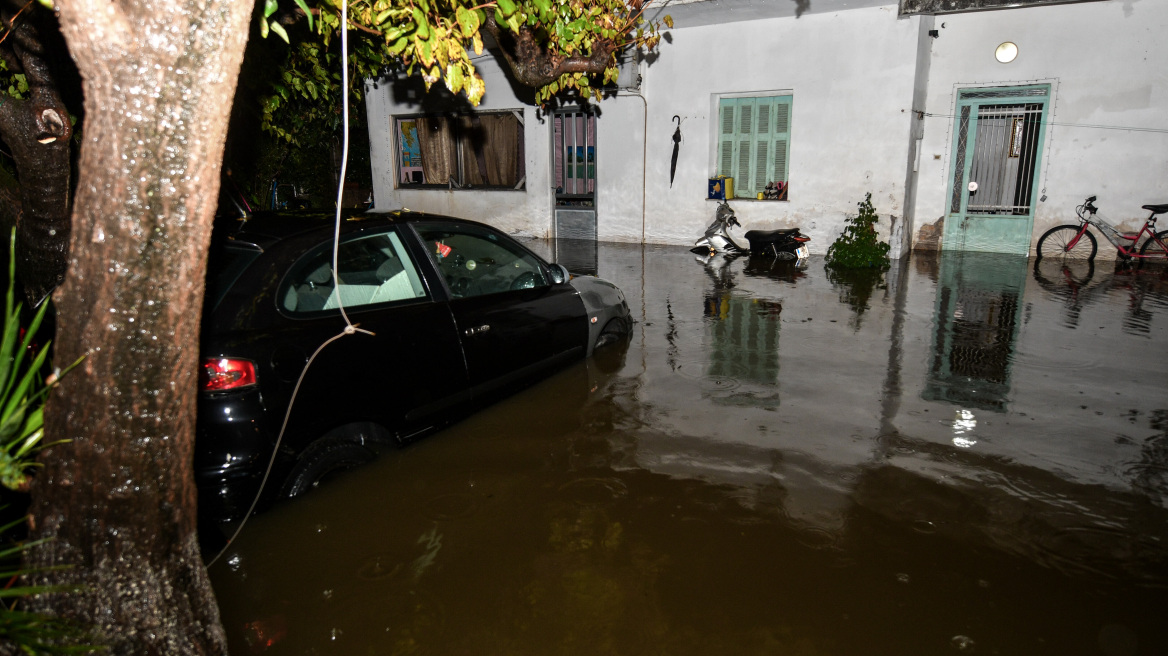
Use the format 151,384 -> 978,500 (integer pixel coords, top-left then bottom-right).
825,193 -> 891,270
0,246 -> 57,492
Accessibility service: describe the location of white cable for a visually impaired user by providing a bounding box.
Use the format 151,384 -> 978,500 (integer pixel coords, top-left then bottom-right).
209,0 -> 370,566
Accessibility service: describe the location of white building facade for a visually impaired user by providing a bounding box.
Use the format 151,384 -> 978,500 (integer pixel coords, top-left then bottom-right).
364,0 -> 1167,259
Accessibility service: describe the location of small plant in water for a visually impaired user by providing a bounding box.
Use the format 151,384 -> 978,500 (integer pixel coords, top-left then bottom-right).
825,194 -> 891,329
825,193 -> 891,270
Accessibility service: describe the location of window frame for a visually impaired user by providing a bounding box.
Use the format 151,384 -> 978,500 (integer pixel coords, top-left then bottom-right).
394,110 -> 527,191
715,93 -> 793,200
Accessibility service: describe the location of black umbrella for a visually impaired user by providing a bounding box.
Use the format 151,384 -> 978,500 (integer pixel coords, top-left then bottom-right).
670,115 -> 681,188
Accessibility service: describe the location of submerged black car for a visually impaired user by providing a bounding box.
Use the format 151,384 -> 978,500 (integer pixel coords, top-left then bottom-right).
197,210 -> 630,524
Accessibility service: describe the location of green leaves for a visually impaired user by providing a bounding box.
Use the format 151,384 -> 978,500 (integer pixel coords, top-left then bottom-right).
0,230 -> 81,492
455,6 -> 479,38
825,193 -> 892,270
270,21 -> 290,43
259,0 -> 309,44
294,0 -> 314,30
412,6 -> 430,39
257,0 -> 671,116
496,0 -> 517,18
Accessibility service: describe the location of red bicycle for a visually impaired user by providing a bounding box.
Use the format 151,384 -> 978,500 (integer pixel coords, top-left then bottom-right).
1036,196 -> 1168,262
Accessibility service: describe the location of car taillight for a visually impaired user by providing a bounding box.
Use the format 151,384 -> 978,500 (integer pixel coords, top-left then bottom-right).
201,358 -> 257,391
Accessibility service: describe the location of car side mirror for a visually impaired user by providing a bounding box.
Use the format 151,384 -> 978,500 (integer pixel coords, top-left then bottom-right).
548,263 -> 570,285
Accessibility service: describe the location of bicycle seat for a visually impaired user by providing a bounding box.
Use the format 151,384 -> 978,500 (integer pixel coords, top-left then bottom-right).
1141,204 -> 1168,215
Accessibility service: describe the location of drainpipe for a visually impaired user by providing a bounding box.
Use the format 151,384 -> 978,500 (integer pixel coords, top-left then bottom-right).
627,90 -> 648,243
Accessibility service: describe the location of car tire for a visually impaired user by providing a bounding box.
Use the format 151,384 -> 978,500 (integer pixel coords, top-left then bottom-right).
594,317 -> 630,351
282,439 -> 376,499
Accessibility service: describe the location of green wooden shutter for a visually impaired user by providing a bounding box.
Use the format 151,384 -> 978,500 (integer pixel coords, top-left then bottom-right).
750,99 -> 773,196
735,100 -> 754,198
718,98 -> 736,179
718,96 -> 791,198
771,97 -> 791,186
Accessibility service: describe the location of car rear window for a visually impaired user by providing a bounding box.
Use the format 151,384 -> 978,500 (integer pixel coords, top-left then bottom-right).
206,242 -> 262,311
278,230 -> 428,314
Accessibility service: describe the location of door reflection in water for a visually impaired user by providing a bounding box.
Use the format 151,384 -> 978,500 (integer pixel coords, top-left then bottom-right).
924,252 -> 1027,412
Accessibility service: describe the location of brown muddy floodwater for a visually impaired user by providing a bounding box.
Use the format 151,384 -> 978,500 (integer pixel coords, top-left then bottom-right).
208,247 -> 1168,656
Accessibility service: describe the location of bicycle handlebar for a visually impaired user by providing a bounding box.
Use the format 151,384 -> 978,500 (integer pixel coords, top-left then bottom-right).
1082,195 -> 1098,215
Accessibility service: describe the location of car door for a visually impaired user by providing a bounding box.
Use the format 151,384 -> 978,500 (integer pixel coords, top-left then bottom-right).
269,227 -> 470,442
409,220 -> 587,394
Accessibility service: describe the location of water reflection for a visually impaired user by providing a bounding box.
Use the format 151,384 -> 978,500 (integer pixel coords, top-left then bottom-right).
824,265 -> 887,329
1032,258 -> 1168,336
209,246 -> 1168,656
923,252 -> 1027,412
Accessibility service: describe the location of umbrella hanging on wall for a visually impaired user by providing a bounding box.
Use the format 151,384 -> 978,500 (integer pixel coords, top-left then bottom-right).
670,115 -> 681,188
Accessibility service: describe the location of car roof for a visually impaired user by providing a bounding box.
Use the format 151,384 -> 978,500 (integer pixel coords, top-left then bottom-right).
215,209 -> 483,250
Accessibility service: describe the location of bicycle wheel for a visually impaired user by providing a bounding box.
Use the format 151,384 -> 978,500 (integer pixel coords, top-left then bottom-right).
1139,229 -> 1168,258
1036,225 -> 1097,262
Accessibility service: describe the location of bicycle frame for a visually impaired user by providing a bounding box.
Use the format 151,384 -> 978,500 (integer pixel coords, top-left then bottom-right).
1075,200 -> 1166,259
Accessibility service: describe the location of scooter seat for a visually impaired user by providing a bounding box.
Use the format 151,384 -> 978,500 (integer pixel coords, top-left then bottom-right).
744,228 -> 801,240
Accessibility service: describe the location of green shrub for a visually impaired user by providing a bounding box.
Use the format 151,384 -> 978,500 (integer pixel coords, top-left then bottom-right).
825,193 -> 891,270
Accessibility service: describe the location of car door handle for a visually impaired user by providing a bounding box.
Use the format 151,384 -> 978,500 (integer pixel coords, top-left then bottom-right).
464,324 -> 490,336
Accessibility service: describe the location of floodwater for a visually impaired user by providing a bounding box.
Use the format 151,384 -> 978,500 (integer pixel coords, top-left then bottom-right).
208,246 -> 1168,656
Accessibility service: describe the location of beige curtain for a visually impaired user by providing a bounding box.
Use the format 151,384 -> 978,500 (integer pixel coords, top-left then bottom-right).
458,114 -> 521,187
415,117 -> 457,185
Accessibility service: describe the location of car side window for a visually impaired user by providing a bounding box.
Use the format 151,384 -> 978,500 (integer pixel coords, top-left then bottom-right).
414,223 -> 547,299
279,230 -> 428,313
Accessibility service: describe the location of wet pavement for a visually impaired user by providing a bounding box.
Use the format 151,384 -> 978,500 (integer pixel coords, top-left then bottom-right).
208,246 -> 1168,656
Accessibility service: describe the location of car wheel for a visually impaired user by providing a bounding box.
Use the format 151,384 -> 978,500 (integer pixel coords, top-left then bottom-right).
594,317 -> 630,351
282,439 -> 376,499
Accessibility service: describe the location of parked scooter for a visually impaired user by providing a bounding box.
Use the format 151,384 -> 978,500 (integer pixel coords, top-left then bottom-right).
690,201 -> 810,260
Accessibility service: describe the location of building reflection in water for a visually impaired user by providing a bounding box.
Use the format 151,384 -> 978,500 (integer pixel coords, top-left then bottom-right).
922,252 -> 1027,412
700,254 -> 783,408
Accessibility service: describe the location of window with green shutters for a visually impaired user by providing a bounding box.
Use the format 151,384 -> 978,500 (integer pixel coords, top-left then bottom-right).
717,95 -> 792,200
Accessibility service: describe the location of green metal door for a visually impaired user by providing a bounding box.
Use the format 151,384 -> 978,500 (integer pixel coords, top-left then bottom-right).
943,85 -> 1050,255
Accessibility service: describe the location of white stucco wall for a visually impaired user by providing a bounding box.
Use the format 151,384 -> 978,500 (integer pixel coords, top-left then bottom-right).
912,0 -> 1168,255
636,5 -> 920,251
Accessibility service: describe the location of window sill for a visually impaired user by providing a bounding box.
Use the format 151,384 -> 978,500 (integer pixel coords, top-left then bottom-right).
707,197 -> 790,202
396,185 -> 527,192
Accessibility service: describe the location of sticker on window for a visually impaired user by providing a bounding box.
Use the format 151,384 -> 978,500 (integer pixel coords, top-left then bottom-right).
435,242 -> 451,258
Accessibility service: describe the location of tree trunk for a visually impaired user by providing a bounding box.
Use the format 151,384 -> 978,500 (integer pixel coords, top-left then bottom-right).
25,0 -> 250,652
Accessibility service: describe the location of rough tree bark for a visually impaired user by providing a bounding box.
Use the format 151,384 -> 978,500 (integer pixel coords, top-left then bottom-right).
24,0 -> 251,652
0,0 -> 74,305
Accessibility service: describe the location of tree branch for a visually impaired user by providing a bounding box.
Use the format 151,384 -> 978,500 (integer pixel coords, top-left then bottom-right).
0,0 -> 73,304
0,0 -> 35,46
483,13 -> 620,89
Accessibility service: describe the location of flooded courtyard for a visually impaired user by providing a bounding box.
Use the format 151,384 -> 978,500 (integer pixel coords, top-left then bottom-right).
208,245 -> 1168,655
